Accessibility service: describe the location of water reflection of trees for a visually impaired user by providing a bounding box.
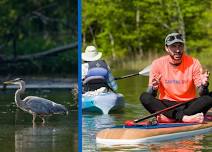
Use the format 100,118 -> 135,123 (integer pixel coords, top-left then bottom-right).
15,126 -> 57,151
98,136 -> 205,152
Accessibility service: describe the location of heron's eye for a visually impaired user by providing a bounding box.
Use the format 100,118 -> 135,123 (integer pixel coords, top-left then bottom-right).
15,78 -> 22,81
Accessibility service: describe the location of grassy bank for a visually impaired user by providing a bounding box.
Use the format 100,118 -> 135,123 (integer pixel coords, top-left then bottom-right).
191,51 -> 212,70
109,51 -> 212,72
109,51 -> 164,71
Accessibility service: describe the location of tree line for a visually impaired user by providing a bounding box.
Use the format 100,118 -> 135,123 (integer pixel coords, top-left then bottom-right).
82,0 -> 212,61
0,0 -> 77,76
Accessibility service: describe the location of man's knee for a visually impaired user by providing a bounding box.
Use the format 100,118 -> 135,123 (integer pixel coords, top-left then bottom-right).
140,92 -> 153,105
200,95 -> 212,104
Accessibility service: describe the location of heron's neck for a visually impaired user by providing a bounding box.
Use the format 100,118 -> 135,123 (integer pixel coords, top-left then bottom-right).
15,82 -> 25,107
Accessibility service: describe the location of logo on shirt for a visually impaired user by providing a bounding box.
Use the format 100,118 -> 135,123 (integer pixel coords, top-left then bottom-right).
165,79 -> 188,84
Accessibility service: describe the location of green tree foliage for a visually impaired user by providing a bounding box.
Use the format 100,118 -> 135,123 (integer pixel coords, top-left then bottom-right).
82,0 -> 212,60
0,0 -> 77,75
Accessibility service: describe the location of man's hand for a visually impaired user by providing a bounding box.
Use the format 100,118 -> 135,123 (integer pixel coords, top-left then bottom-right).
201,70 -> 210,86
152,74 -> 161,90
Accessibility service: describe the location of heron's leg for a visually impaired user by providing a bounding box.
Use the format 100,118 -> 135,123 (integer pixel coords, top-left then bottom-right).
32,114 -> 36,127
33,122 -> 36,128
32,114 -> 36,123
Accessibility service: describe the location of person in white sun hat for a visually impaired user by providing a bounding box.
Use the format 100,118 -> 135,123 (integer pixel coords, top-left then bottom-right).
82,45 -> 117,92
82,45 -> 102,61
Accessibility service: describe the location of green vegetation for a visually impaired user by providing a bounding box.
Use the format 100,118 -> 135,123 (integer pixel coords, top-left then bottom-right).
83,0 -> 212,68
0,0 -> 77,76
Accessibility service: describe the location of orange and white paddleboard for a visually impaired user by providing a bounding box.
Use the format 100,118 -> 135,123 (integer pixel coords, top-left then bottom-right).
96,121 -> 212,145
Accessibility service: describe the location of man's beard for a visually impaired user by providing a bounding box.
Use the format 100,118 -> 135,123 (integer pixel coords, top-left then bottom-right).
168,52 -> 183,65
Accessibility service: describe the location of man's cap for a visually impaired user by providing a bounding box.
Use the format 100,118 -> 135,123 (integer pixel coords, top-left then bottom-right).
165,33 -> 184,46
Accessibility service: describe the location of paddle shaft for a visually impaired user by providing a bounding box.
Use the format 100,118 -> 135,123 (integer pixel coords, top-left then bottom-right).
104,82 -> 116,93
114,73 -> 139,80
134,100 -> 191,123
114,64 -> 151,80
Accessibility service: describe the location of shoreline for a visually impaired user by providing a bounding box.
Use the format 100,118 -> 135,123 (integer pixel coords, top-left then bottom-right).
0,76 -> 77,89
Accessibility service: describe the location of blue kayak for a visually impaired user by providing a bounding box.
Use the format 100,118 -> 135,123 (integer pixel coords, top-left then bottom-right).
82,92 -> 125,114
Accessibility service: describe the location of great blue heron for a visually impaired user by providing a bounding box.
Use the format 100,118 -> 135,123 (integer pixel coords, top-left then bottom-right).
4,78 -> 68,125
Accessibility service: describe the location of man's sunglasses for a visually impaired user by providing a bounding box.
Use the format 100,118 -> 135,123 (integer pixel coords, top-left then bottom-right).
166,34 -> 183,43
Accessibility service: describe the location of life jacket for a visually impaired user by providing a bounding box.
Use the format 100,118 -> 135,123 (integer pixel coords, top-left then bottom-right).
83,60 -> 109,91
86,60 -> 109,80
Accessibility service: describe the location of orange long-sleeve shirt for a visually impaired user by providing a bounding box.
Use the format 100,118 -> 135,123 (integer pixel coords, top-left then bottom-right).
149,54 -> 202,102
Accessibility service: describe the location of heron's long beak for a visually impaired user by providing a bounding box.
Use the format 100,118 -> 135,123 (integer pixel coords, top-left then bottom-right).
3,78 -> 22,85
3,81 -> 13,85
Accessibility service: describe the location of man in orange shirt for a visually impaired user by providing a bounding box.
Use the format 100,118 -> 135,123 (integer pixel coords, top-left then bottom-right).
140,32 -> 212,123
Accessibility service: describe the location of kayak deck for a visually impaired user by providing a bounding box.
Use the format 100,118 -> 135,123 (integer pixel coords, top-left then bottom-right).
96,122 -> 212,145
82,92 -> 125,114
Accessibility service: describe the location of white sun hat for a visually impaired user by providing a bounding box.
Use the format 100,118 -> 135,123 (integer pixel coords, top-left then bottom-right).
82,46 -> 102,61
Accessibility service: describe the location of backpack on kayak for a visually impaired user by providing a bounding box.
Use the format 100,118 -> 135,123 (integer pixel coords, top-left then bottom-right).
83,75 -> 109,92
83,60 -> 110,92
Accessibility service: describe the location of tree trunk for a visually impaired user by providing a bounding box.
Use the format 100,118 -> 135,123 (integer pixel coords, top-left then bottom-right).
89,26 -> 96,46
109,32 -> 115,60
83,30 -> 86,50
13,37 -> 17,59
175,0 -> 187,53
136,8 -> 143,57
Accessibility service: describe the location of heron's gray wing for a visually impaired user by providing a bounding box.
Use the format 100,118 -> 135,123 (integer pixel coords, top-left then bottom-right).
23,97 -> 55,114
23,96 -> 67,115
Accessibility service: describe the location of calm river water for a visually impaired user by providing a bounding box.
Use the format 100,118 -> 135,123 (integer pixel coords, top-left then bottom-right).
0,89 -> 78,152
82,70 -> 212,152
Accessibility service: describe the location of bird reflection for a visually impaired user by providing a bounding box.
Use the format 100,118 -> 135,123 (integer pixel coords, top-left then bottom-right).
15,125 -> 57,152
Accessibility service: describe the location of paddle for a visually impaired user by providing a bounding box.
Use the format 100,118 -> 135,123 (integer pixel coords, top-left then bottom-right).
104,82 -> 116,93
133,100 -> 192,123
114,64 -> 151,80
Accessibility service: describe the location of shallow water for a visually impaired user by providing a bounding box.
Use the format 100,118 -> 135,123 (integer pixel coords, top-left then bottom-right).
0,89 -> 78,152
82,70 -> 212,152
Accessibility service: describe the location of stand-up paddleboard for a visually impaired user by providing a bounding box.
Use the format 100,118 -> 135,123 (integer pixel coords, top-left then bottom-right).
96,121 -> 212,145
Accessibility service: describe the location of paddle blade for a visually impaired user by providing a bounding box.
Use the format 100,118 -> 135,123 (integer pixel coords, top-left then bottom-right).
124,120 -> 134,126
139,64 -> 151,76
124,120 -> 149,126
